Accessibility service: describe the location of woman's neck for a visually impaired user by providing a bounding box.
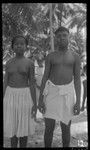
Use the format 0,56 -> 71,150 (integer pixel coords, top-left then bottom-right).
16,54 -> 24,59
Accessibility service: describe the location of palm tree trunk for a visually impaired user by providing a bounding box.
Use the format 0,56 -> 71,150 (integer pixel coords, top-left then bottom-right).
50,3 -> 54,52
59,3 -> 63,27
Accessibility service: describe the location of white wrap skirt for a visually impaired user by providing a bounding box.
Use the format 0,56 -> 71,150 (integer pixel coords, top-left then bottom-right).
4,86 -> 36,138
43,80 -> 76,125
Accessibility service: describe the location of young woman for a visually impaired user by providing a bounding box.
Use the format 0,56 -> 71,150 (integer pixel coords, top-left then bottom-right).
3,35 -> 37,148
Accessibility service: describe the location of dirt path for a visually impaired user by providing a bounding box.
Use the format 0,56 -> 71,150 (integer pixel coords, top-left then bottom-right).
4,119 -> 88,147
4,109 -> 88,148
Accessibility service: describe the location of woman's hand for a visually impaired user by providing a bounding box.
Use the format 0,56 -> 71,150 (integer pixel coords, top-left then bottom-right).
38,95 -> 46,114
31,104 -> 37,118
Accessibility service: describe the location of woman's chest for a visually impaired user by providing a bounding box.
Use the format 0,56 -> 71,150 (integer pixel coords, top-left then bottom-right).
8,61 -> 29,74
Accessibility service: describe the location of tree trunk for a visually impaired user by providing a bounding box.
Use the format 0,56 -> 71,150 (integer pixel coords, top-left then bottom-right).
59,3 -> 63,27
50,3 -> 54,52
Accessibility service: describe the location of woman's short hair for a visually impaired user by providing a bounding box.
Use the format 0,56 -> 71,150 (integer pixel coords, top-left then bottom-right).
11,35 -> 28,49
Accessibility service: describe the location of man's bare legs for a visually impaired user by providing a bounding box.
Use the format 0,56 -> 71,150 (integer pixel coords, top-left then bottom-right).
44,118 -> 55,147
19,136 -> 28,148
60,120 -> 71,147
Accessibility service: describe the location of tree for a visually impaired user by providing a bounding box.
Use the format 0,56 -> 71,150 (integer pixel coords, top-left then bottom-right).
50,3 -> 54,52
67,3 -> 86,31
2,3 -> 86,64
2,3 -> 42,60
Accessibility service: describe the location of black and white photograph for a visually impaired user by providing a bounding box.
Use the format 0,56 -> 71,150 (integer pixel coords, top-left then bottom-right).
2,3 -> 87,148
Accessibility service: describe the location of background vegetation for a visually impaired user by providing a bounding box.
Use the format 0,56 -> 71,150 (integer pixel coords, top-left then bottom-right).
2,3 -> 86,66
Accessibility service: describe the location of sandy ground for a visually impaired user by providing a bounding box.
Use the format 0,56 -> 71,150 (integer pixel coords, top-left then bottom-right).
3,76 -> 88,147
4,110 -> 88,148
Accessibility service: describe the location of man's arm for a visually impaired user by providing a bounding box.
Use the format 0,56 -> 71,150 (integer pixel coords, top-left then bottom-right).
39,54 -> 51,103
83,79 -> 87,103
73,53 -> 81,105
29,61 -> 37,106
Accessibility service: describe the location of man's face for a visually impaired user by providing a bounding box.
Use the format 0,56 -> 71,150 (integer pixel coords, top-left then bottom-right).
13,37 -> 26,55
55,31 -> 69,48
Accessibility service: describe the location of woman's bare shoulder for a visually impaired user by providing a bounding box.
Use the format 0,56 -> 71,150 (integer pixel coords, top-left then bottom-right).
6,57 -> 15,68
25,58 -> 34,68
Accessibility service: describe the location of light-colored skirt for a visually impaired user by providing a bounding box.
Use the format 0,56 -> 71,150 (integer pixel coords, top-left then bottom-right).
4,86 -> 36,138
43,80 -> 76,125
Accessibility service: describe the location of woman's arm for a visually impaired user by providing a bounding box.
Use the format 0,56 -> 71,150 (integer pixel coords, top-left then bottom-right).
28,61 -> 37,106
39,54 -> 51,103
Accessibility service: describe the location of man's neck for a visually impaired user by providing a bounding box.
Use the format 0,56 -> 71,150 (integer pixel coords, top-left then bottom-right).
56,46 -> 68,54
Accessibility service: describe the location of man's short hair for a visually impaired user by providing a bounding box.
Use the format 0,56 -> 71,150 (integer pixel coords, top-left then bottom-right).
55,26 -> 69,35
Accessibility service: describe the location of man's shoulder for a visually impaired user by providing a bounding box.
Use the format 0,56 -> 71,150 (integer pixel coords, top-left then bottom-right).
70,50 -> 80,60
70,50 -> 79,56
24,58 -> 34,66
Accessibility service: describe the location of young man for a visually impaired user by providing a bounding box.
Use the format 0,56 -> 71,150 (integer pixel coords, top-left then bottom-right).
38,26 -> 81,147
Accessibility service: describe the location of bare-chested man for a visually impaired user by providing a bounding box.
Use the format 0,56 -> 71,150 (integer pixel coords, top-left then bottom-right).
38,26 -> 81,147
3,35 -> 37,148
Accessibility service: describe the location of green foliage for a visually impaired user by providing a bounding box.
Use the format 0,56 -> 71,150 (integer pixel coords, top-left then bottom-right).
2,3 -> 86,65
69,31 -> 86,64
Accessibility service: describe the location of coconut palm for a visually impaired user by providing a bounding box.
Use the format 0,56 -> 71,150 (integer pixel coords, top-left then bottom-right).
50,3 -> 54,52
2,3 -> 86,60
35,3 -> 86,52
66,3 -> 86,32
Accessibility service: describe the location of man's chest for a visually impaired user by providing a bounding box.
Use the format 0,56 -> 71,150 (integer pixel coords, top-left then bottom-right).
51,52 -> 74,67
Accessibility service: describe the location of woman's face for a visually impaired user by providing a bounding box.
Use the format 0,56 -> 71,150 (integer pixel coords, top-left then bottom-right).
13,37 -> 27,55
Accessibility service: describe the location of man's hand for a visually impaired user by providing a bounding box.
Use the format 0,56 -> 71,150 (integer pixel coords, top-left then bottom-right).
31,105 -> 37,119
73,102 -> 80,115
38,95 -> 46,114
